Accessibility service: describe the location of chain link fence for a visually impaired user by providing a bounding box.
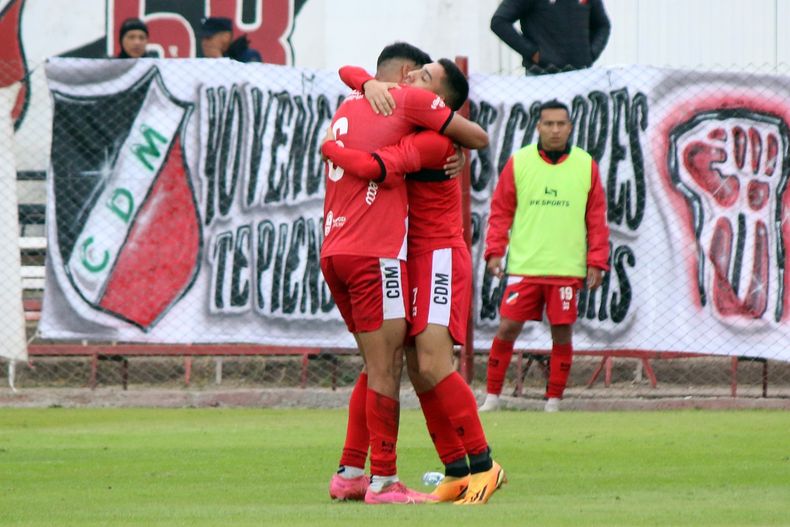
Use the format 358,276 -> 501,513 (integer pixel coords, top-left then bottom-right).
2,56 -> 790,403
467,62 -> 790,401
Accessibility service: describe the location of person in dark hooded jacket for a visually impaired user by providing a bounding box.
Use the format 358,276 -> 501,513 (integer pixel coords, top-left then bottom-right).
117,18 -> 157,58
491,0 -> 610,75
199,17 -> 262,63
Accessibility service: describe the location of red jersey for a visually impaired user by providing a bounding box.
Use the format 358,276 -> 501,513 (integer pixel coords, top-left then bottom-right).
322,131 -> 467,256
321,86 -> 453,260
380,132 -> 466,255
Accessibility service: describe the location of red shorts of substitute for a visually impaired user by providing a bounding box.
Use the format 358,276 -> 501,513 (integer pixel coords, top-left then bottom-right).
499,276 -> 580,325
408,247 -> 471,344
321,255 -> 408,333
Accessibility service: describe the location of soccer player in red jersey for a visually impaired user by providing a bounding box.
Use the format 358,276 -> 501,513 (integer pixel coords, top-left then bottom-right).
322,43 -> 488,505
324,60 -> 505,505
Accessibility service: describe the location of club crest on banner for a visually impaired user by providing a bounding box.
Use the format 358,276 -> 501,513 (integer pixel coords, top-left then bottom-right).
49,68 -> 200,330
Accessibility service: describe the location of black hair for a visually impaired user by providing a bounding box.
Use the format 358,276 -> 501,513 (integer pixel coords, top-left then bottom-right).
539,99 -> 570,119
437,58 -> 469,111
200,17 -> 234,38
119,18 -> 148,42
118,18 -> 149,58
376,42 -> 432,69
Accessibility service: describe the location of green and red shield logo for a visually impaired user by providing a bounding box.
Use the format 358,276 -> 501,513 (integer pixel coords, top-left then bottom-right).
50,68 -> 201,330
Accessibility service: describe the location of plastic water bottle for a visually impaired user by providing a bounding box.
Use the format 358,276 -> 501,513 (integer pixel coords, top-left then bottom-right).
422,471 -> 445,486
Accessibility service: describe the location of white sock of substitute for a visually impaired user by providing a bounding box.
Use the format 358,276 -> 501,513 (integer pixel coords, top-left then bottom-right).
479,394 -> 500,411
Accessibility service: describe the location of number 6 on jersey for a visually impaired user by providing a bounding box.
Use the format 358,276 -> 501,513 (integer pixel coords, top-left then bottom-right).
327,117 -> 348,182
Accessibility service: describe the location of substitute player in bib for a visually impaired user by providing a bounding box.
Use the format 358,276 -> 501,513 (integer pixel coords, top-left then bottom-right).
324,60 -> 504,505
479,99 -> 609,413
322,43 -> 488,505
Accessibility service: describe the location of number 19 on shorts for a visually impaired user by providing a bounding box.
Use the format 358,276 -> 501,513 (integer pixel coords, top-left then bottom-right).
559,286 -> 573,311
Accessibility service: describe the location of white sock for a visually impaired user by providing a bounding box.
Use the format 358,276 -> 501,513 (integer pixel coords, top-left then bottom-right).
338,465 -> 365,479
544,398 -> 560,412
480,394 -> 500,409
369,475 -> 399,492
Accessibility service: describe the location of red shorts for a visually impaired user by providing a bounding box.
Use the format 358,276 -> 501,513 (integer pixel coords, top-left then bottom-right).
408,247 -> 471,344
321,255 -> 408,333
499,277 -> 578,325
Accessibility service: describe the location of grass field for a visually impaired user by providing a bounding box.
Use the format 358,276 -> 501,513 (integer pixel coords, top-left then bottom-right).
1,408 -> 788,526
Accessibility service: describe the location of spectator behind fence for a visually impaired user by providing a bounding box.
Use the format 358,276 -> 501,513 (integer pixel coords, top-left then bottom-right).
199,17 -> 262,63
490,0 -> 611,75
117,18 -> 156,58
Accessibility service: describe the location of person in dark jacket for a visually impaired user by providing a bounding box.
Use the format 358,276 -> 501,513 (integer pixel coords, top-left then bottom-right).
117,18 -> 156,58
491,0 -> 610,75
199,17 -> 262,63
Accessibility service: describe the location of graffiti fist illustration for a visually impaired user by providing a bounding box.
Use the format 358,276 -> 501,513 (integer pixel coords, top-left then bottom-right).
669,110 -> 788,322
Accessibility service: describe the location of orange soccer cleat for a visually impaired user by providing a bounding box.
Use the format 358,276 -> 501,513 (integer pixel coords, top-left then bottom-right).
454,461 -> 506,505
430,475 -> 471,502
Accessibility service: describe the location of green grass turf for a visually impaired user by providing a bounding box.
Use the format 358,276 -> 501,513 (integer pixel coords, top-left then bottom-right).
0,408 -> 788,526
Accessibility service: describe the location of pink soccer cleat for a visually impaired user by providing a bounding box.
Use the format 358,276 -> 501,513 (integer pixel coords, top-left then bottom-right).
329,473 -> 369,501
364,482 -> 437,505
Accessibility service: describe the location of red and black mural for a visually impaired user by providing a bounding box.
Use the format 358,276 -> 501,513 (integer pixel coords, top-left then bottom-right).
0,0 -> 29,129
106,0 -> 307,62
656,88 -> 790,325
0,0 -> 308,129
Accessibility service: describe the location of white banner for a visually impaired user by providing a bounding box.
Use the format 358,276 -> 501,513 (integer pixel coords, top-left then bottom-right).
469,66 -> 790,360
0,83 -> 27,363
40,60 -> 790,362
41,59 -> 351,346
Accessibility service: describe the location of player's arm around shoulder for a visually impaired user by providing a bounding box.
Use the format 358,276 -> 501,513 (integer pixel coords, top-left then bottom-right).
338,65 -> 399,116
442,113 -> 488,150
338,65 -> 372,91
402,86 -> 488,150
322,139 -> 406,188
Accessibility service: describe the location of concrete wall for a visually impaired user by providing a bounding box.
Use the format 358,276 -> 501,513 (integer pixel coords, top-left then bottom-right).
4,0 -> 786,74
293,0 -> 789,74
